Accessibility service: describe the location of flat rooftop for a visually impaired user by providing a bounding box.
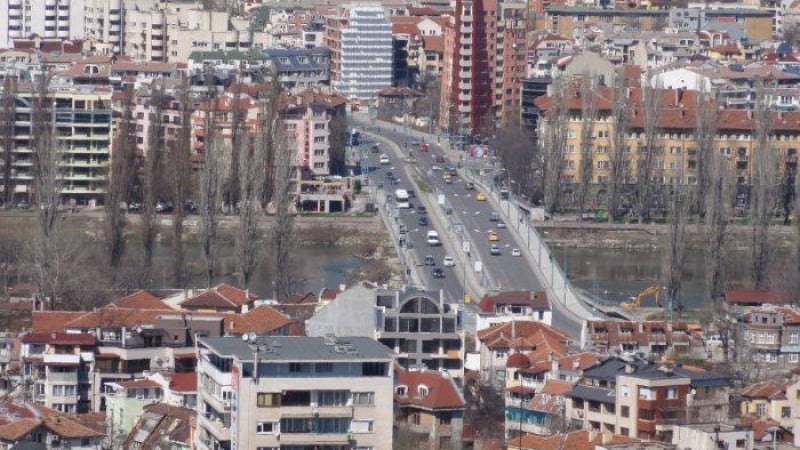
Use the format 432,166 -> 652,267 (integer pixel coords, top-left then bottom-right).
199,336 -> 394,362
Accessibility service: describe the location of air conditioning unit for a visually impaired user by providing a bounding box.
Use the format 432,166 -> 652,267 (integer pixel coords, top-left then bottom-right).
223,401 -> 231,409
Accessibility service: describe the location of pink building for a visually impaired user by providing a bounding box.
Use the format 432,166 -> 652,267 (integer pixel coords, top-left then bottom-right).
281,90 -> 347,176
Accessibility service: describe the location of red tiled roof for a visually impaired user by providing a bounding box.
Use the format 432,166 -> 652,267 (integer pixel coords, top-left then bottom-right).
506,385 -> 536,395
181,284 -> 256,310
112,291 -> 173,310
557,352 -> 600,371
65,308 -> 164,329
709,43 -> 742,54
319,288 -> 338,300
508,430 -> 640,450
506,352 -> 532,369
31,311 -> 85,334
408,6 -> 442,15
740,381 -> 789,400
395,369 -> 465,410
281,292 -> 318,305
422,35 -> 444,53
22,332 -> 95,346
222,305 -> 294,335
725,289 -> 791,306
0,418 -> 40,441
477,321 -> 570,343
478,290 -> 550,313
168,372 -> 197,393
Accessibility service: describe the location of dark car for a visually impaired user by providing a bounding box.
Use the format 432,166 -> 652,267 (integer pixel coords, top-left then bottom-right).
432,268 -> 445,278
465,182 -> 475,190
407,189 -> 416,198
418,216 -> 428,226
449,167 -> 457,176
385,171 -> 394,178
435,155 -> 445,163
424,255 -> 436,266
155,201 -> 174,214
416,206 -> 427,215
184,200 -> 199,214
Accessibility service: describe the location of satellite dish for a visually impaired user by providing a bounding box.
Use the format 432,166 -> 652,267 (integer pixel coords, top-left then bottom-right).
241,334 -> 249,342
248,332 -> 257,342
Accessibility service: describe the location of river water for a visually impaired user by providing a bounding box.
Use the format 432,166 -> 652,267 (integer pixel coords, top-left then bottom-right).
559,245 -> 790,310
149,242 -> 365,296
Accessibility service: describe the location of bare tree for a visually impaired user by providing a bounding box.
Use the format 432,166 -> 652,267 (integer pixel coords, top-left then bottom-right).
664,177 -> 690,319
577,74 -> 597,219
750,82 -> 777,289
1,74 -> 17,209
328,112 -> 348,176
492,125 -> 543,204
636,79 -> 662,223
199,132 -> 227,288
272,136 -> 296,300
167,78 -> 193,286
224,82 -> 247,211
706,152 -> 733,303
260,77 -> 283,207
31,74 -> 61,238
694,85 -> 719,218
542,77 -> 569,215
235,128 -> 265,288
141,87 -> 166,280
607,70 -> 631,222
105,86 -> 136,271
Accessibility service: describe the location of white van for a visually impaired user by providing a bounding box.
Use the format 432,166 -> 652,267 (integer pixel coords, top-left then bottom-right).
379,154 -> 390,165
426,230 -> 440,246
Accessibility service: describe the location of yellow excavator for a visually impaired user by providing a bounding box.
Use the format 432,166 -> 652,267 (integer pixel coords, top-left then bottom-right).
621,286 -> 662,308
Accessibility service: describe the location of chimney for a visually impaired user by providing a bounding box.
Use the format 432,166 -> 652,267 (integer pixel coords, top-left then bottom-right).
625,363 -> 635,374
573,359 -> 581,370
602,432 -> 613,445
548,351 -> 554,362
551,358 -> 558,375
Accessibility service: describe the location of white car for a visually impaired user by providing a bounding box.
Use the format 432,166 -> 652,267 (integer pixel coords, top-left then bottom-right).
443,256 -> 455,267
511,248 -> 521,257
379,154 -> 390,165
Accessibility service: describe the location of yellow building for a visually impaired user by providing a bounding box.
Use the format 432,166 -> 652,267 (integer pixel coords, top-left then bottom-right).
739,380 -> 790,423
535,83 -> 799,209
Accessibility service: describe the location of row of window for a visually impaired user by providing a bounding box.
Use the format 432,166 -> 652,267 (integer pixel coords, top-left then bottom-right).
256,390 -> 375,408
256,418 -> 373,434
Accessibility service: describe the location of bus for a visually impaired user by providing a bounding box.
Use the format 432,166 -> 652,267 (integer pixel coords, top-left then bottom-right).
395,189 -> 410,209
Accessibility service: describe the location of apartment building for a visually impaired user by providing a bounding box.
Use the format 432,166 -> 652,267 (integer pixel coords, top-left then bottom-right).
265,47 -> 332,91
476,290 -> 552,330
105,378 -> 164,436
543,6 -> 772,42
122,3 -> 270,62
534,82 -> 800,202
325,5 -> 392,100
21,332 -> 96,413
0,82 -> 113,207
740,305 -> 800,371
0,0 -> 121,51
672,424 -> 754,450
739,380 -> 791,425
583,320 -> 704,359
195,335 -> 395,450
123,403 -> 196,450
281,89 -> 347,177
565,357 -> 730,441
306,286 -> 466,379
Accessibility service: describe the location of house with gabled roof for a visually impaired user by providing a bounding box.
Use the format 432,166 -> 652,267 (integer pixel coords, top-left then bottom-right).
394,367 -> 466,450
740,380 -> 791,425
0,401 -> 104,449
179,283 -> 258,314
122,403 -> 196,450
477,290 -> 552,330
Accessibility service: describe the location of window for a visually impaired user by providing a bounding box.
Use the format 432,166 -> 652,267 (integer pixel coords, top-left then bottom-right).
256,421 -> 274,433
620,427 -> 629,437
597,161 -> 609,169
315,363 -> 333,373
289,363 -> 310,373
790,354 -> 799,363
620,385 -> 630,398
639,387 -> 655,400
791,332 -> 799,344
316,390 -> 348,407
350,419 -> 374,433
782,406 -> 792,418
665,388 -> 678,400
352,392 -> 375,405
621,406 -> 630,417
757,403 -> 766,417
257,392 -> 280,407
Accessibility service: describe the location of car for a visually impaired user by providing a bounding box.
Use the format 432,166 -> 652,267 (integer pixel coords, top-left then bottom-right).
385,171 -> 393,178
419,143 -> 429,152
465,182 -> 475,190
418,216 -> 428,226
488,230 -> 499,242
449,167 -> 457,176
15,200 -> 30,210
407,189 -> 416,198
476,192 -> 487,201
424,255 -> 436,266
435,155 -> 445,163
417,206 -> 427,215
511,248 -> 521,257
490,244 -> 501,255
409,139 -> 420,147
184,201 -> 199,214
371,145 -> 380,153
490,211 -> 500,222
379,154 -> 390,165
443,256 -> 455,267
432,268 -> 445,278
443,173 -> 452,184
390,177 -> 400,185
155,201 -> 174,213
127,202 -> 142,212
497,220 -> 506,229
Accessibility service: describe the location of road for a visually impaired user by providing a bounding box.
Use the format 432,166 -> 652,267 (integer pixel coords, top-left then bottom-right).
351,116 -> 586,339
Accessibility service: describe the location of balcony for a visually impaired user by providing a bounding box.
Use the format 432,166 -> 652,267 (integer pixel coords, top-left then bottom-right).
197,411 -> 231,442
459,93 -> 472,102
278,433 -> 350,445
47,371 -> 78,384
459,82 -> 471,90
198,357 -> 232,386
280,405 -> 355,418
50,393 -> 79,404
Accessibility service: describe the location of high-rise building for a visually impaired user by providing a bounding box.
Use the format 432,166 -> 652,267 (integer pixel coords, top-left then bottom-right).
0,0 -> 122,53
195,335 -> 395,450
325,5 -> 392,100
439,0 -> 526,138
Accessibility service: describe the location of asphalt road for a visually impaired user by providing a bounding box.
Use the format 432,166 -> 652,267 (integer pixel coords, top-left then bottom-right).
352,118 -> 585,340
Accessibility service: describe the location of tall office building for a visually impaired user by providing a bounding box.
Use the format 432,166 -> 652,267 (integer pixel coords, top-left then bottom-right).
326,5 -> 392,100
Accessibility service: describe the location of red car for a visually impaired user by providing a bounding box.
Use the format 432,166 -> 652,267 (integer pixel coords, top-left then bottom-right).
419,143 -> 429,152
